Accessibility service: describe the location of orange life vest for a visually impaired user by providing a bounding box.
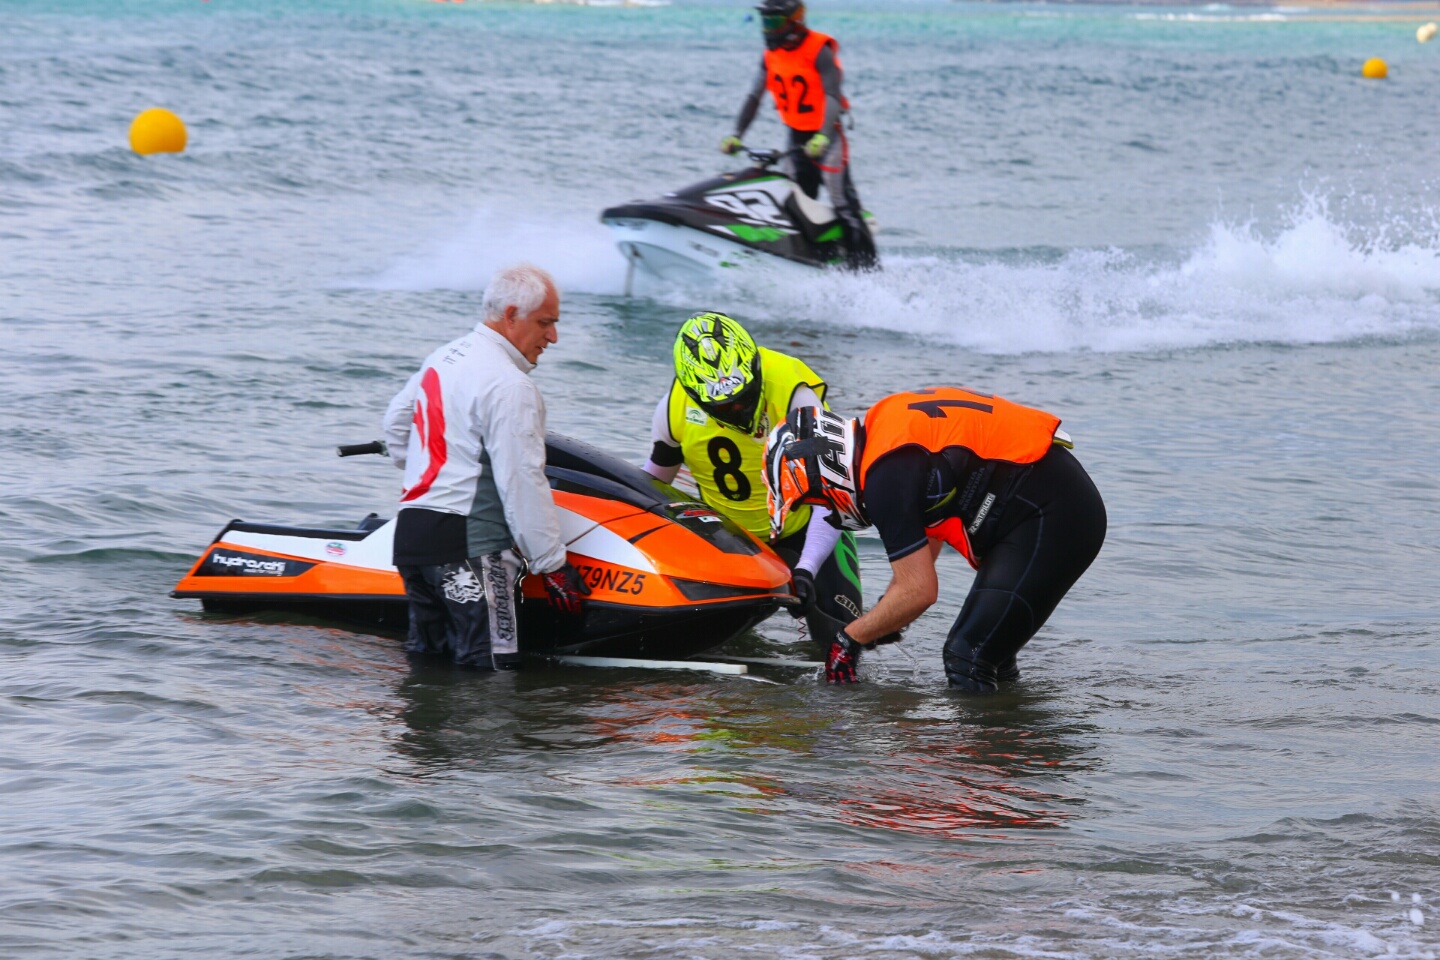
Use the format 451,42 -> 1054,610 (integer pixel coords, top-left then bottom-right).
859,388 -> 1062,565
763,30 -> 845,133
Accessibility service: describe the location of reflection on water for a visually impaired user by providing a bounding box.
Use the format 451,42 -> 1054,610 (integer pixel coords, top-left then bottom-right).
387,660 -> 1096,840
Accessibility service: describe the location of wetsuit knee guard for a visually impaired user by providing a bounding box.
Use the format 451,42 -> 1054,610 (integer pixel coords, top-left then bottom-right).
944,637 -> 1002,693
943,606 -> 1028,692
943,648 -> 1020,689
398,560 -> 497,668
944,647 -> 1021,690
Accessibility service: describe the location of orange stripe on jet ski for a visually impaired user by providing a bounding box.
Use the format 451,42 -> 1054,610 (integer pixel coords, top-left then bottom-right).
552,489 -> 649,525
622,523 -> 792,591
176,522 -> 791,611
518,556 -> 789,608
572,510 -> 791,594
521,557 -> 680,607
174,544 -> 406,600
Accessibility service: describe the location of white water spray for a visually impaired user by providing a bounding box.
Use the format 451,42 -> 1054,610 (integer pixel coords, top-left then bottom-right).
367,207 -> 626,296
374,197 -> 1440,354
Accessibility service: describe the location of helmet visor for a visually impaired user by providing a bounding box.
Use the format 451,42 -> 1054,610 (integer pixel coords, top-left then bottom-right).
708,397 -> 758,431
761,13 -> 791,32
700,373 -> 762,431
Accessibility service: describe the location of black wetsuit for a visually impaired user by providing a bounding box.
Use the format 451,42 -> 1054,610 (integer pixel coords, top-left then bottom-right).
863,444 -> 1106,691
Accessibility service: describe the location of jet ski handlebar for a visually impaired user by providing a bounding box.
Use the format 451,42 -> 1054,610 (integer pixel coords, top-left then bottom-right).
743,147 -> 799,167
336,440 -> 389,458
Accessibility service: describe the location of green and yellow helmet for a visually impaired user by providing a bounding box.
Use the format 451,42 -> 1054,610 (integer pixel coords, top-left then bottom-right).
673,312 -> 764,431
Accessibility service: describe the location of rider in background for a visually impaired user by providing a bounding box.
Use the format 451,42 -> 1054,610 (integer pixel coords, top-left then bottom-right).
721,0 -> 879,272
643,313 -> 862,652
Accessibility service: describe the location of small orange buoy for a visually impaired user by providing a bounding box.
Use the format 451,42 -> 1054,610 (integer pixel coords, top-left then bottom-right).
129,108 -> 188,155
1361,58 -> 1388,79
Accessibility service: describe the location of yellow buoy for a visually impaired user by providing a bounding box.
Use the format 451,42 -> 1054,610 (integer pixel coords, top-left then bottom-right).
1419,23 -> 1438,44
1361,58 -> 1388,79
129,108 -> 188,155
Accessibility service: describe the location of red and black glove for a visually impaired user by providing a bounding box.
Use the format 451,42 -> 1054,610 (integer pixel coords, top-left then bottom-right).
541,563 -> 590,616
826,628 -> 865,684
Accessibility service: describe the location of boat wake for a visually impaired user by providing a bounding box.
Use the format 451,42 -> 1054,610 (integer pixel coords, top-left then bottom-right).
372,197 -> 1440,355
702,198 -> 1440,354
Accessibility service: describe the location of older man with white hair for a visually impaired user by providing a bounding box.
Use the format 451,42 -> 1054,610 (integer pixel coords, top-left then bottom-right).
382,263 -> 588,669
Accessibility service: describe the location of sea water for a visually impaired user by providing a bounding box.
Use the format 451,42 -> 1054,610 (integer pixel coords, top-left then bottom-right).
2,1 -> 1438,957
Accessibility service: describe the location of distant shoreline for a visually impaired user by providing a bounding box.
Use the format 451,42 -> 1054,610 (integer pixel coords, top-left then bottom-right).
994,0 -> 1440,11
1003,0 -> 1440,19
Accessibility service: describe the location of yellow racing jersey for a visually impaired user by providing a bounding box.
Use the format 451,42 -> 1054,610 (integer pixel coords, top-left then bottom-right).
666,347 -> 827,540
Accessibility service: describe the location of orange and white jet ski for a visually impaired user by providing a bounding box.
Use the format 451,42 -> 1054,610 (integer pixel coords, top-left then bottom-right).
173,435 -> 793,660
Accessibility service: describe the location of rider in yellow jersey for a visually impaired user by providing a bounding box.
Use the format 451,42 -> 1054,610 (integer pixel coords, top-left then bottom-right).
643,313 -> 861,650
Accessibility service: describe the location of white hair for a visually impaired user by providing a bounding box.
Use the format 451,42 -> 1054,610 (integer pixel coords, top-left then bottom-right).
482,263 -> 556,322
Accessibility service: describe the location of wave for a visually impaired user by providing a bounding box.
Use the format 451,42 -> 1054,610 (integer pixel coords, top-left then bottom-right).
29,547 -> 197,566
369,197 -> 1440,355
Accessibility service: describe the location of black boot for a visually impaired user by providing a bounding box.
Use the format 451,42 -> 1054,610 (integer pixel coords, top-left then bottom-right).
943,637 -> 1001,693
840,215 -> 879,272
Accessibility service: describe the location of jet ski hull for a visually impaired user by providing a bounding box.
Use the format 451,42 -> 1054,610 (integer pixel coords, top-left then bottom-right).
189,592 -> 776,662
174,435 -> 795,662
601,151 -> 871,284
603,216 -> 819,283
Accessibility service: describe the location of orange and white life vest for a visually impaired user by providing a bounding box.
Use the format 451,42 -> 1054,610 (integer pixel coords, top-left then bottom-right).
763,30 -> 846,132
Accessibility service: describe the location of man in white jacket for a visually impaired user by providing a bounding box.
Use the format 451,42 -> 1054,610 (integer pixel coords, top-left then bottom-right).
382,264 -> 588,669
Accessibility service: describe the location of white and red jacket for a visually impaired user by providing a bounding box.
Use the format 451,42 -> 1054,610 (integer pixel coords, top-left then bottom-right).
382,324 -> 567,574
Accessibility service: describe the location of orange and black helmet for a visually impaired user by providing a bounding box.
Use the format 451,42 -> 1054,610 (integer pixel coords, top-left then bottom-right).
763,406 -> 868,538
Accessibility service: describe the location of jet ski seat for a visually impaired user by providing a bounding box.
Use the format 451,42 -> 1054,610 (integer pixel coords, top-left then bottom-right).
791,188 -> 837,228
356,513 -> 387,532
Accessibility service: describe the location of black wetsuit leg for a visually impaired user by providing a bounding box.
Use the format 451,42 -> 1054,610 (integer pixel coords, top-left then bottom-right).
773,530 -> 863,656
943,446 -> 1106,692
787,128 -> 823,199
786,128 -> 877,270
832,165 -> 877,271
399,564 -> 449,655
397,561 -> 498,669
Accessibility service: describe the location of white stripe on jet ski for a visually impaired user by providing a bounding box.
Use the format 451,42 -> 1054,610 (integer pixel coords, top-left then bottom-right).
565,522 -> 657,573
217,506 -> 606,573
